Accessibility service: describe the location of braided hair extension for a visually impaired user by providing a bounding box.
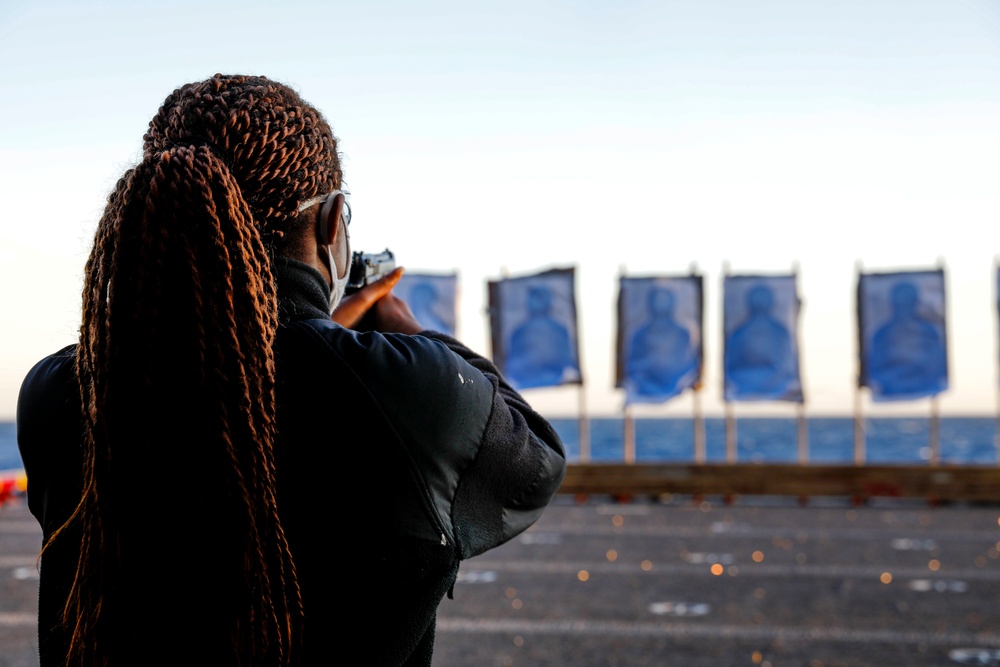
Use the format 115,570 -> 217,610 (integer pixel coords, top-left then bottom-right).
144,75 -> 339,250
50,75 -> 340,665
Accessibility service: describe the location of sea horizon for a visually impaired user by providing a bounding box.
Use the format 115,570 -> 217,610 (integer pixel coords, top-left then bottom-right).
3,416 -> 999,472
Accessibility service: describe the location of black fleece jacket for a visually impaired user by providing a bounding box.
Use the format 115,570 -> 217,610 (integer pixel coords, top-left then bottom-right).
17,258 -> 566,666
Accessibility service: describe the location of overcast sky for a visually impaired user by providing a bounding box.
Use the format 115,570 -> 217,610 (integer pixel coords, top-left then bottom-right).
1,0 -> 998,419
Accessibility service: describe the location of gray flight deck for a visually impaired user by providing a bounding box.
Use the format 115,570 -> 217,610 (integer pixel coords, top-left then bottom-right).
3,494 -> 1000,666
434,495 -> 1000,667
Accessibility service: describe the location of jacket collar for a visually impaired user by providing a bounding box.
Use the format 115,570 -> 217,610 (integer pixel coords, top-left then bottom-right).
273,256 -> 331,324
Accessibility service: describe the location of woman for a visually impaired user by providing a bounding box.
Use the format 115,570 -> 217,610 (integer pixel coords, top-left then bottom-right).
17,74 -> 566,666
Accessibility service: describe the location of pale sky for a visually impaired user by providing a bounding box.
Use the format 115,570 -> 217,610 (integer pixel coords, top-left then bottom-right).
1,0 -> 998,420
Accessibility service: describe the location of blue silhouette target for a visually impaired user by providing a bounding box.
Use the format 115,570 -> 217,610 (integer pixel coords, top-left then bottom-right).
617,276 -> 703,405
489,268 -> 582,390
859,270 -> 948,401
395,272 -> 458,336
723,275 -> 803,403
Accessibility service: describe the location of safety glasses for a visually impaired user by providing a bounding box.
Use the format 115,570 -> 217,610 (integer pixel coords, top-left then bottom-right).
297,188 -> 351,240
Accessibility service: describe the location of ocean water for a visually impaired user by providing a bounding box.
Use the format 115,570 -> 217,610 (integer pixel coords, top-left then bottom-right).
547,416 -> 999,465
1,422 -> 17,471
2,417 -> 998,471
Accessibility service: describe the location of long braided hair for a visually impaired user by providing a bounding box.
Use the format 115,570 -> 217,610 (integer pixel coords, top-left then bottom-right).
51,74 -> 339,665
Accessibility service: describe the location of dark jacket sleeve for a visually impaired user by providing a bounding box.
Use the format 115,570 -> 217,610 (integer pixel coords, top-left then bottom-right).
17,346 -> 85,667
421,331 -> 567,559
16,345 -> 83,534
285,320 -> 566,561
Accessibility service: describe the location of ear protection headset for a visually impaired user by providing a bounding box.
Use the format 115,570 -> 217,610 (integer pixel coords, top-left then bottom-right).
317,191 -> 344,242
297,189 -> 350,242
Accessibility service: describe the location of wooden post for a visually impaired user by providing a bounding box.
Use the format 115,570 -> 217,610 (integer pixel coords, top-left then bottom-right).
623,405 -> 635,464
931,256 -> 945,468
453,268 -> 461,339
853,260 -> 865,466
690,261 -> 706,464
575,261 -> 590,463
693,387 -> 706,464
929,396 -> 941,466
797,403 -> 808,464
722,261 -> 735,463
725,402 -> 737,463
854,387 -> 865,466
792,261 -> 807,465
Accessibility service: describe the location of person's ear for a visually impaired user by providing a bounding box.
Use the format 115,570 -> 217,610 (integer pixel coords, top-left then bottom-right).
317,194 -> 343,246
